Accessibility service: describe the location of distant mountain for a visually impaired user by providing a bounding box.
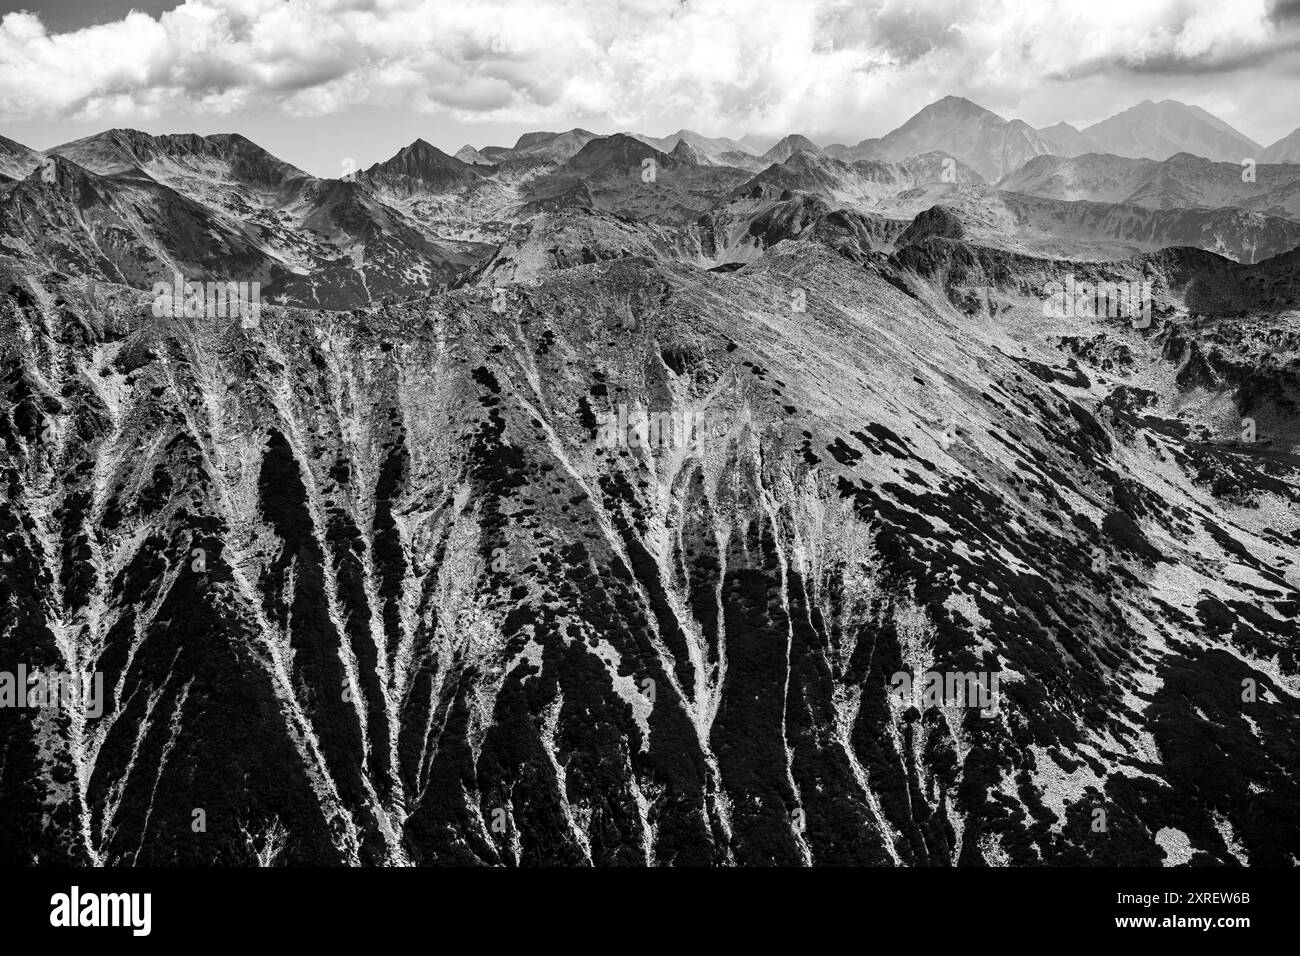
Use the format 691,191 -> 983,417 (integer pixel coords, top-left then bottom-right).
739,132 -> 778,153
560,133 -> 677,177
879,182 -> 1300,263
519,133 -> 750,223
1262,128 -> 1300,164
0,134 -> 41,180
359,139 -> 481,196
894,151 -> 988,186
511,128 -> 600,162
50,129 -> 314,204
996,153 -> 1159,203
634,129 -> 758,162
8,111 -> 1298,308
736,149 -> 984,204
669,139 -> 713,166
466,128 -> 600,165
759,134 -> 823,165
1081,100 -> 1260,163
0,154 -> 276,288
737,151 -> 873,201
15,136 -> 486,309
840,96 -> 1060,180
454,144 -> 495,166
715,150 -> 768,171
997,152 -> 1300,222
49,127 -> 164,175
1037,122 -> 1097,157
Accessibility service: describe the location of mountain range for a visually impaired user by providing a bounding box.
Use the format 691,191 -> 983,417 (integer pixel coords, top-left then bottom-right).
0,95 -> 1297,313
2,93 -> 1299,866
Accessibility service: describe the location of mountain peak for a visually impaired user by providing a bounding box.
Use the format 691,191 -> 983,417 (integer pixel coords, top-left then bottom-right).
1262,126 -> 1300,164
507,128 -> 601,162
920,95 -> 1001,119
360,139 -> 478,194
564,133 -> 675,175
669,139 -> 711,165
761,134 -> 824,164
854,96 -> 1052,178
1083,98 -> 1260,161
455,144 -> 494,166
390,138 -> 447,161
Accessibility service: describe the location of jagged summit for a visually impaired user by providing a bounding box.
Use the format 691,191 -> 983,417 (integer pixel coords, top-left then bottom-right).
360,138 -> 481,194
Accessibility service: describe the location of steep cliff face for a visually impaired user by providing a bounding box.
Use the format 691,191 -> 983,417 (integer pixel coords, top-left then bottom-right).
2,220 -> 1297,865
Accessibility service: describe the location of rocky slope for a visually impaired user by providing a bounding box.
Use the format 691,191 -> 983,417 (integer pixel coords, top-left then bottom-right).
0,134 -> 42,181
1,190 -> 1297,865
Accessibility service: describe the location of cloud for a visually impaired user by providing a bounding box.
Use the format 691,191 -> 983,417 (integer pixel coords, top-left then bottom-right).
0,0 -> 1297,136
1269,0 -> 1300,24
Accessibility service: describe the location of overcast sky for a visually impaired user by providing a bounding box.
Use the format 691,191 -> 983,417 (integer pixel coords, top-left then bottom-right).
2,0 -> 1298,176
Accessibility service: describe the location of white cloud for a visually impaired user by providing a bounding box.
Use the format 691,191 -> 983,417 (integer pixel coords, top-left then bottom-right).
0,0 -> 1296,137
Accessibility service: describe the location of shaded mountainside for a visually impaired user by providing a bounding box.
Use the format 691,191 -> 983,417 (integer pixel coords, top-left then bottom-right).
0,155 -> 277,289
518,134 -> 752,225
0,134 -> 42,182
1,206 -> 1297,866
735,151 -> 984,206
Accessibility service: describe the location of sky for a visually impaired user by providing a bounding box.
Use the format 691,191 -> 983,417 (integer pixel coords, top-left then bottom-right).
1,0 -> 1298,176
